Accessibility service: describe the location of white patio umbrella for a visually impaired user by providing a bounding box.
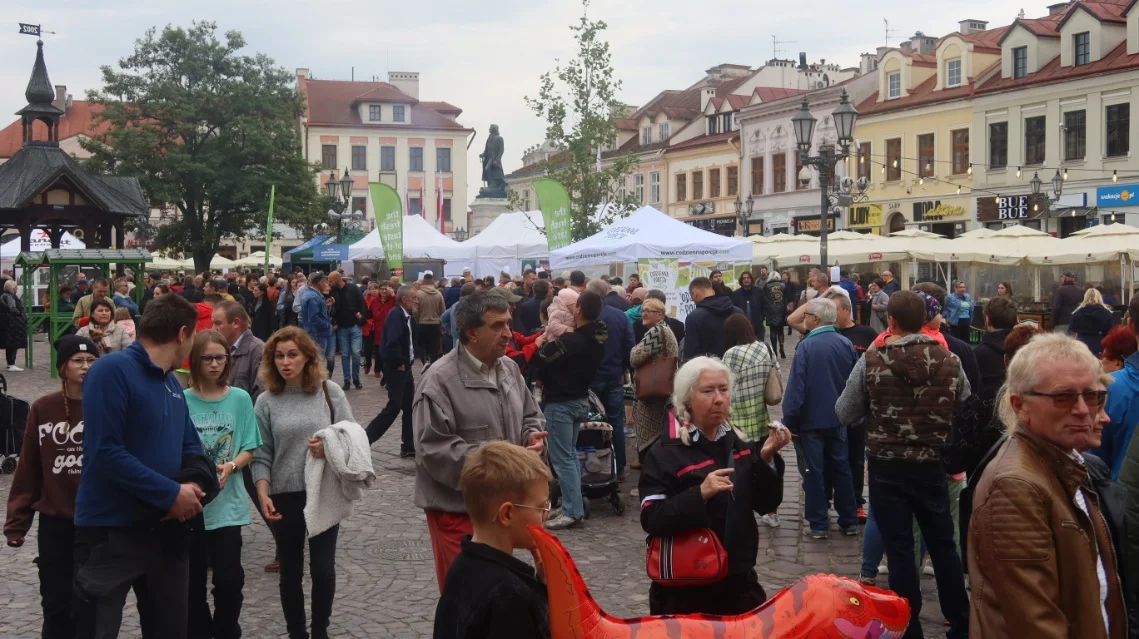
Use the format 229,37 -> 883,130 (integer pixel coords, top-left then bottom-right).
768,230 -> 918,265
957,227 -> 998,240
149,253 -> 186,270
236,251 -> 282,268
182,254 -> 238,271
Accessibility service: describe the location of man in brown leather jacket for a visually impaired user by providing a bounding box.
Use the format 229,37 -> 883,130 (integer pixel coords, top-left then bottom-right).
970,333 -> 1127,639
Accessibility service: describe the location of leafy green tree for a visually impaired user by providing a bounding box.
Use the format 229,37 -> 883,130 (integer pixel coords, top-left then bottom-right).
82,22 -> 323,273
523,0 -> 639,241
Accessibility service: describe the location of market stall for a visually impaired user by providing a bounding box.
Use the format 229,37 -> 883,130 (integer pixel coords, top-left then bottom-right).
550,206 -> 752,319
235,251 -> 282,269
1025,223 -> 1139,303
350,214 -> 475,278
463,210 -> 549,278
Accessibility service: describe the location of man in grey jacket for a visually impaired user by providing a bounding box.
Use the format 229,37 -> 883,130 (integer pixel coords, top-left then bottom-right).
412,290 -> 546,591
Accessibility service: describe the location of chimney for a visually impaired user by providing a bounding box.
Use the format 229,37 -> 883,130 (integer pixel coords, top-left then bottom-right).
860,52 -> 880,74
387,71 -> 420,99
910,32 -> 936,55
958,19 -> 989,35
700,87 -> 716,112
296,68 -> 310,80
798,52 -> 808,70
65,93 -> 72,110
1047,1 -> 1071,15
53,85 -> 66,109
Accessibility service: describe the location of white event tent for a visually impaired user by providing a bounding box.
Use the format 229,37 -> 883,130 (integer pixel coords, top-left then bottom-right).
350,214 -> 476,277
463,210 -> 549,277
236,251 -> 283,268
1,229 -> 85,260
549,206 -> 752,269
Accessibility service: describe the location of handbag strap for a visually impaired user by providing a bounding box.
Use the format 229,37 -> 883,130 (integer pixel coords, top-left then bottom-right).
322,380 -> 335,423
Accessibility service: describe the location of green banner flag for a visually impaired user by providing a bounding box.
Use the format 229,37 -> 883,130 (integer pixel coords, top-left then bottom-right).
534,178 -> 572,252
369,182 -> 404,279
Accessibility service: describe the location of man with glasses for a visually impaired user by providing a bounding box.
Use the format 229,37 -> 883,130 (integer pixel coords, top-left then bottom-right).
836,290 -> 971,639
969,334 -> 1123,639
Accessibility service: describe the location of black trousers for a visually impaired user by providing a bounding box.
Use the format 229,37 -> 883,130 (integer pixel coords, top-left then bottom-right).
365,364 -> 414,453
36,514 -> 75,639
242,467 -> 278,555
417,324 -> 440,363
824,424 -> 866,509
769,326 -> 786,355
187,519 -> 244,639
648,570 -> 766,616
271,492 -> 338,639
73,524 -> 189,639
6,347 -> 17,366
361,338 -> 373,369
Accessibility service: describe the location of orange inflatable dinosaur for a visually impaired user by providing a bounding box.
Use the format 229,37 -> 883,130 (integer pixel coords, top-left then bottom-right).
529,525 -> 911,639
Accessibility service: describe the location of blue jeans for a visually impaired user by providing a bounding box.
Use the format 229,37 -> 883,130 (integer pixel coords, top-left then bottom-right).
313,333 -> 336,376
869,467 -> 969,639
337,325 -> 363,383
545,398 -> 590,519
860,504 -> 924,578
590,378 -> 627,474
796,427 -> 859,532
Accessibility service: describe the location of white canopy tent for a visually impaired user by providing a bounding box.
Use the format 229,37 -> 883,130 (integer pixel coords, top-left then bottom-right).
351,214 -> 476,278
1025,223 -> 1139,303
181,254 -> 238,271
150,253 -> 186,270
235,251 -> 283,268
766,230 -> 922,265
549,206 -> 751,269
463,210 -> 549,277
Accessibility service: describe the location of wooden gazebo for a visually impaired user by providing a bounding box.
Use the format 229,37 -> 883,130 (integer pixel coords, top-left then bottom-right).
0,40 -> 148,251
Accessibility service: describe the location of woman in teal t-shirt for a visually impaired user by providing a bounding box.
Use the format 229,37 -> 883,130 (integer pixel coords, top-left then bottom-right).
184,329 -> 262,639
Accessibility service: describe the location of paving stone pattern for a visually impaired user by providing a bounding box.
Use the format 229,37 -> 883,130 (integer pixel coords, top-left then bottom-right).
0,334 -> 951,637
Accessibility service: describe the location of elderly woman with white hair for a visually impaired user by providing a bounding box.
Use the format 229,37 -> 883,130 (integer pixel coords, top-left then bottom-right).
969,333 -> 1128,639
0,279 -> 28,371
638,356 -> 790,617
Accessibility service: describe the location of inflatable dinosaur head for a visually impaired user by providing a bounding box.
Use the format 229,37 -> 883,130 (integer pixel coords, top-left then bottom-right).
529,525 -> 910,638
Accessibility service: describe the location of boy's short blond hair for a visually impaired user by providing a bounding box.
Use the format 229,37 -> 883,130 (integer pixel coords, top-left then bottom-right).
460,441 -> 551,524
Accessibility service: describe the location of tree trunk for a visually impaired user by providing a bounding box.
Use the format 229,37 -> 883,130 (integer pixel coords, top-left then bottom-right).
193,248 -> 213,276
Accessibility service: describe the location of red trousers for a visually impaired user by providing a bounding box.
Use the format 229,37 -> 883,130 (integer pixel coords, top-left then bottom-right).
425,510 -> 473,592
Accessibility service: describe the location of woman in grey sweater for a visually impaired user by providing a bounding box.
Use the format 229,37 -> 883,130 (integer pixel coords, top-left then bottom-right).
252,326 -> 353,639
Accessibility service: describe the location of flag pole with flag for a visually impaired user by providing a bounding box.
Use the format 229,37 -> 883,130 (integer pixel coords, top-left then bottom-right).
404,172 -> 411,216
436,173 -> 445,233
264,185 -> 276,272
420,180 -> 426,219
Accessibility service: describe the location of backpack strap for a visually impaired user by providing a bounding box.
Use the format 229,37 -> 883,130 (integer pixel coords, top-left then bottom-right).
322,380 -> 335,423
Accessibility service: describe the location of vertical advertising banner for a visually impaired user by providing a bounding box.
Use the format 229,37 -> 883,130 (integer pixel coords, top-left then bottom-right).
639,259 -> 752,320
533,178 -> 572,252
370,182 -> 404,279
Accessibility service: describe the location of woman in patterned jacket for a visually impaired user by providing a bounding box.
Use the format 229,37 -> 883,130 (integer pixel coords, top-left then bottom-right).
629,298 -> 678,471
721,313 -> 782,527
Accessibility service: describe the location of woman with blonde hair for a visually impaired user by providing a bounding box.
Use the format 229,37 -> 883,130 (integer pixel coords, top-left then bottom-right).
628,298 -> 678,466
251,326 -> 353,639
183,329 -> 261,639
1069,286 -> 1115,356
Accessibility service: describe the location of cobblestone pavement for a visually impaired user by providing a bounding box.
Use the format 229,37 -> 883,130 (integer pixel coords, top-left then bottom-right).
0,332 -> 951,637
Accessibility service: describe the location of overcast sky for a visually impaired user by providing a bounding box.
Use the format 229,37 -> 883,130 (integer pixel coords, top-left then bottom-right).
1,0 -> 1035,207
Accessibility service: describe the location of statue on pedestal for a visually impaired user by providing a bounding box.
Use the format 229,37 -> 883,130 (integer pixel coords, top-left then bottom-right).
477,124 -> 507,199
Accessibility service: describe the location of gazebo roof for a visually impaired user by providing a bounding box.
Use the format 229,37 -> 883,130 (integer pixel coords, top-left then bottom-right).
17,248 -> 152,266
0,143 -> 148,216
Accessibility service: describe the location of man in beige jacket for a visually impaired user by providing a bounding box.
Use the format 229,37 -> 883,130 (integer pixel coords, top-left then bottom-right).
412,290 -> 546,591
414,272 -> 446,366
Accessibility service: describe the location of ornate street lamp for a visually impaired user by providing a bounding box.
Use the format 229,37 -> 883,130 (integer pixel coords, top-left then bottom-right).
325,167 -> 365,245
791,89 -> 864,267
1029,169 -> 1065,213
453,227 -> 469,242
324,170 -> 339,200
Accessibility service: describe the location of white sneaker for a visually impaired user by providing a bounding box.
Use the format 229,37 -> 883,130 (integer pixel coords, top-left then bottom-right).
544,514 -> 583,530
922,560 -> 935,577
761,513 -> 781,528
6,365 -> 22,372
878,562 -> 889,575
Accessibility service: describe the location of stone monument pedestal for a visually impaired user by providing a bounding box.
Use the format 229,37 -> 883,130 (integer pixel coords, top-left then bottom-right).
468,198 -> 510,236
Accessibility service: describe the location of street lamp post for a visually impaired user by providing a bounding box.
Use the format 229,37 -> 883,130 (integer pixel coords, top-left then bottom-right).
791,89 -> 865,269
325,167 -> 365,243
452,227 -> 469,242
1029,169 -> 1065,213
734,194 -> 755,237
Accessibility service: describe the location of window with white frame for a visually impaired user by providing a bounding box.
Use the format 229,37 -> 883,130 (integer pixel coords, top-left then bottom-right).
659,122 -> 669,141
634,173 -> 645,204
650,171 -> 661,204
887,72 -> 901,99
642,126 -> 652,146
946,59 -> 962,87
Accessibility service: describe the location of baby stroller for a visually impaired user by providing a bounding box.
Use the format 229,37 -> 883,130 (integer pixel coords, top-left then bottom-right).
0,375 -> 29,474
549,390 -> 626,518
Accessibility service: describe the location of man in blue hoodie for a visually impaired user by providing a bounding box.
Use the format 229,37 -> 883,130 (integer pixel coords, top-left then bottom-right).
73,293 -> 206,639
587,279 -> 635,474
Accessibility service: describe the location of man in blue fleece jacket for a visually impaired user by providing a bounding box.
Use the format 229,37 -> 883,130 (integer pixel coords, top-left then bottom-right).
73,293 -> 205,639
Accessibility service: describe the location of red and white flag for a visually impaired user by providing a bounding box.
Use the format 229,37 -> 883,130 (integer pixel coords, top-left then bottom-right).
404,173 -> 411,216
436,173 -> 445,233
420,180 -> 426,219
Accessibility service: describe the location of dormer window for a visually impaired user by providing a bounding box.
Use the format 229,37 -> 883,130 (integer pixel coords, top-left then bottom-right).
659,122 -> 669,141
1013,47 -> 1028,79
393,105 -> 406,123
721,113 -> 733,133
707,115 -> 719,135
946,59 -> 962,88
1074,32 -> 1090,66
642,126 -> 652,145
369,105 -> 381,121
887,72 -> 901,99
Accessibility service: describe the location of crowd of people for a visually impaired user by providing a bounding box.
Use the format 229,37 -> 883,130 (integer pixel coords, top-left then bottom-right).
3,256 -> 1139,639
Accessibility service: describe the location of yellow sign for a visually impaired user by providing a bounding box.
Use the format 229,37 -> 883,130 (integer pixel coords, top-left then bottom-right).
796,217 -> 836,233
848,204 -> 883,228
923,204 -> 966,220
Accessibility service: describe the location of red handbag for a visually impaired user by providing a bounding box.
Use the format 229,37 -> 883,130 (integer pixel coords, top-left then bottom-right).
645,527 -> 729,587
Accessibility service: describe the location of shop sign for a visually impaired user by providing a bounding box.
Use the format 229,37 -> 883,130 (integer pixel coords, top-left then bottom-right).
868,252 -> 883,261
977,194 -> 1047,222
921,204 -> 965,220
998,195 -> 1030,219
1097,184 -> 1139,208
793,216 -> 836,233
848,204 -> 883,228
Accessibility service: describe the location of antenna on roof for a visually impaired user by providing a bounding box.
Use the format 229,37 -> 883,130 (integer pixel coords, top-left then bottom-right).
772,35 -> 797,60
884,18 -> 899,48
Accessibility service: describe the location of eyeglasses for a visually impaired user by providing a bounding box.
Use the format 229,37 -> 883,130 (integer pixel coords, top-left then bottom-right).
1025,390 -> 1107,410
199,354 -> 229,364
70,358 -> 97,367
511,500 -> 552,520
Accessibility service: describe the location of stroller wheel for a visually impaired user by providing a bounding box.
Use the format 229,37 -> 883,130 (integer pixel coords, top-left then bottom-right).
582,499 -> 591,520
0,456 -> 17,474
609,491 -> 626,516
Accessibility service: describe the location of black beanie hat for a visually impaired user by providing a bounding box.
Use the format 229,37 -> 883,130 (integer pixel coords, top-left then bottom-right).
55,335 -> 99,370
